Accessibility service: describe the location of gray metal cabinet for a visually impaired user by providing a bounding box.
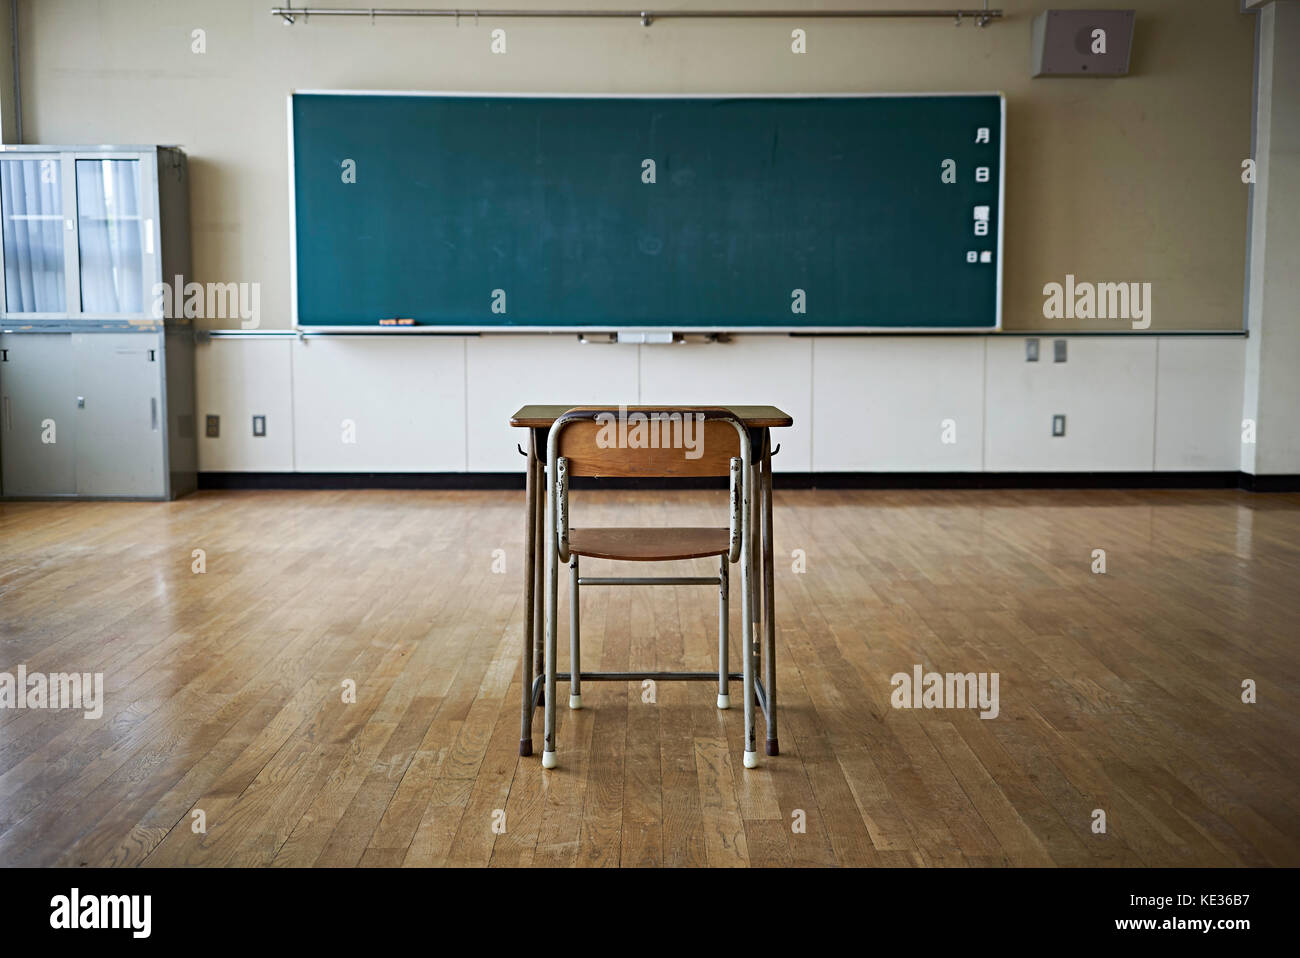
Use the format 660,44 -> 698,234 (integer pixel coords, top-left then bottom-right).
71,333 -> 165,497
0,330 -> 172,498
0,145 -> 193,499
0,332 -> 76,496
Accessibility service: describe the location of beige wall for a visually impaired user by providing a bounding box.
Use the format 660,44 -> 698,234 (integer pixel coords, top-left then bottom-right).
17,0 -> 1254,331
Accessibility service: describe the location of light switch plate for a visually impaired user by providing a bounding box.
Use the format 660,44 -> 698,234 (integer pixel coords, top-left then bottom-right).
1053,339 -> 1068,363
1052,414 -> 1067,437
1026,338 -> 1040,362
252,415 -> 266,437
205,414 -> 219,438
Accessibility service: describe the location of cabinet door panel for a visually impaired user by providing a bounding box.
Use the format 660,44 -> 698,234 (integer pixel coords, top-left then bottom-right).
0,333 -> 76,495
0,158 -> 69,315
72,333 -> 164,497
75,159 -> 146,315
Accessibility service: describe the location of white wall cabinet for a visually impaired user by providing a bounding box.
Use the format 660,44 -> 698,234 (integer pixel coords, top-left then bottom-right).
466,335 -> 640,473
195,333 -> 1249,478
195,336 -> 294,472
1155,338 -> 1247,471
812,337 -> 985,471
290,336 -> 467,473
984,337 -> 1159,472
639,337 -> 813,472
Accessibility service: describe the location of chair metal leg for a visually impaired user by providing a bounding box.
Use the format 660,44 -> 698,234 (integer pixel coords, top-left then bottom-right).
750,461 -> 761,657
533,453 -> 545,691
542,493 -> 560,770
569,554 -> 582,710
717,555 -> 730,709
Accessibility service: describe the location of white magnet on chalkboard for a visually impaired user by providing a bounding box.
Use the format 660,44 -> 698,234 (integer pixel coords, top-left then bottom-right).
980,251 -> 992,263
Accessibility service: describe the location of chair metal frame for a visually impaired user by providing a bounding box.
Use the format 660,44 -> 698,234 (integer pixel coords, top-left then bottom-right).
538,406 -> 761,770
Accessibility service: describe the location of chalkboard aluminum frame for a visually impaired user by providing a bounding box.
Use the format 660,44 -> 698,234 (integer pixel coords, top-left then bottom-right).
287,90 -> 1006,334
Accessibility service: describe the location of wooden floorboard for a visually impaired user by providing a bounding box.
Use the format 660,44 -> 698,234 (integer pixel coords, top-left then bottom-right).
1,486 -> 1297,866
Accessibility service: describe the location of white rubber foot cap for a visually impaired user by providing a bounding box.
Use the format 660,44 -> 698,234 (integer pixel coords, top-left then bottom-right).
569,694 -> 583,710
716,694 -> 730,710
743,750 -> 759,769
542,750 -> 558,769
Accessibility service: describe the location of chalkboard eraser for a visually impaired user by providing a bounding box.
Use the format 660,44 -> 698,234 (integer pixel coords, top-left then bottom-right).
379,317 -> 416,326
617,329 -> 674,344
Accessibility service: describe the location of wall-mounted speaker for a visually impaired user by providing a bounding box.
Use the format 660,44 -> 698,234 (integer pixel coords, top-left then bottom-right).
1031,9 -> 1135,77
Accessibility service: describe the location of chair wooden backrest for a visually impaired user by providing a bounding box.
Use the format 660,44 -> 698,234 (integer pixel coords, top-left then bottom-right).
546,407 -> 752,565
552,406 -> 743,478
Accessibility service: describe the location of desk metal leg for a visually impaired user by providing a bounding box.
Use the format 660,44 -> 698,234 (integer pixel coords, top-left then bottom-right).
761,430 -> 778,756
741,461 -> 758,770
542,468 -> 560,768
520,433 -> 539,756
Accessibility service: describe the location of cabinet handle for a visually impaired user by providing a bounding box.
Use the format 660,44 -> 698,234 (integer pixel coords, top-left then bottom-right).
150,397 -> 158,430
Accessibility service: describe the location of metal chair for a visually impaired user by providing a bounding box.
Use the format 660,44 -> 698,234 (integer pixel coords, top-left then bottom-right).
542,406 -> 758,770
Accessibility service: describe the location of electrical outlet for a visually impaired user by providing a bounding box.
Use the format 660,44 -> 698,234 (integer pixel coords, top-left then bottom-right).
252,415 -> 266,437
1053,339 -> 1068,363
1052,414 -> 1066,437
205,414 -> 219,438
1025,338 -> 1039,362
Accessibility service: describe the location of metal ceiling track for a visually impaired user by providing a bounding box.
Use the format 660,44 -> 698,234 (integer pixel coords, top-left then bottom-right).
270,5 -> 1003,28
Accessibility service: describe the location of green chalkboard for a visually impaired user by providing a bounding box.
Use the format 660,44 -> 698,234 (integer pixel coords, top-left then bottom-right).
290,92 -> 1004,330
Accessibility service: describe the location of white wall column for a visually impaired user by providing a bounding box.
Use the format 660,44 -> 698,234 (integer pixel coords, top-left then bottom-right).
1242,0 -> 1300,475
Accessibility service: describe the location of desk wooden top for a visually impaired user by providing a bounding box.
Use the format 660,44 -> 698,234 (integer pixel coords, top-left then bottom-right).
510,404 -> 793,428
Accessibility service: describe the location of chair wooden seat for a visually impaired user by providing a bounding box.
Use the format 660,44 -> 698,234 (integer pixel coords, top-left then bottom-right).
568,527 -> 730,561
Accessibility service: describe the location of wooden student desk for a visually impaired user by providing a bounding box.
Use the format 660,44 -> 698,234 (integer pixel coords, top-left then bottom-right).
510,404 -> 792,760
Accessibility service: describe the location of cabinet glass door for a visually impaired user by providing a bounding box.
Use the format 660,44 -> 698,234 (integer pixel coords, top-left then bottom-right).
75,159 -> 144,314
0,158 -> 67,313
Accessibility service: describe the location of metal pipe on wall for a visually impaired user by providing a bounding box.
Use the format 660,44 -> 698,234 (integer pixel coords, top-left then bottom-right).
269,6 -> 1003,27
